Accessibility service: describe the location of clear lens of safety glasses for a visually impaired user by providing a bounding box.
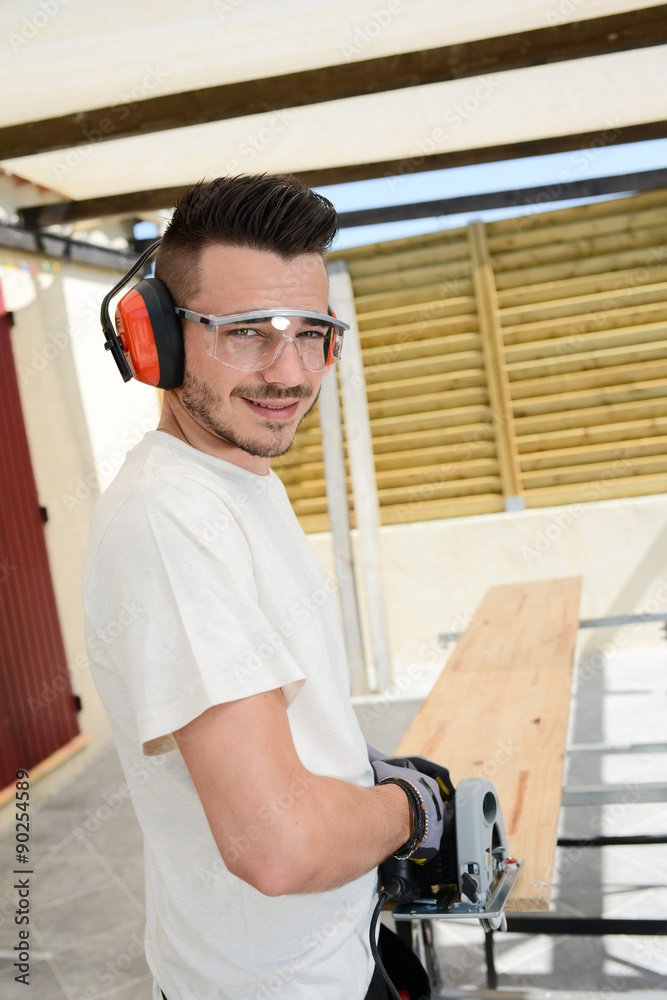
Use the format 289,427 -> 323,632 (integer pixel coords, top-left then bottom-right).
175,307 -> 348,372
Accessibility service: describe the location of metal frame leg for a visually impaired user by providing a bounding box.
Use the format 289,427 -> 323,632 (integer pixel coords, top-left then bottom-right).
484,927 -> 498,990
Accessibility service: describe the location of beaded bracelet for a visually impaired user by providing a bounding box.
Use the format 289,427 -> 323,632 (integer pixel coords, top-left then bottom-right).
379,776 -> 428,860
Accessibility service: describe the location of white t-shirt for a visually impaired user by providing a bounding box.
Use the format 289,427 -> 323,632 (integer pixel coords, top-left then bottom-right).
82,432 -> 377,1000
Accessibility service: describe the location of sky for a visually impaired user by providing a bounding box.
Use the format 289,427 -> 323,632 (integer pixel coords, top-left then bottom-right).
316,137 -> 667,251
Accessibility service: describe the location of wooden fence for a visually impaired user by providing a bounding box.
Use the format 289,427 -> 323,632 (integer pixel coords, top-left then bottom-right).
272,187 -> 667,533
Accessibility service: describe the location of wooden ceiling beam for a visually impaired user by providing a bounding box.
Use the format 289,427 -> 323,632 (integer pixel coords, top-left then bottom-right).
4,5 -> 667,160
21,120 -> 667,227
336,167 -> 667,227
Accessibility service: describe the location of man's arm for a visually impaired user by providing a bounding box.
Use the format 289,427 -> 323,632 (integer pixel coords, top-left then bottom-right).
173,687 -> 411,896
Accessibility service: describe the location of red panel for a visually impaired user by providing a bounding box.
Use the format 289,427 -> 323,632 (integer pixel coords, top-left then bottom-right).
0,284 -> 79,788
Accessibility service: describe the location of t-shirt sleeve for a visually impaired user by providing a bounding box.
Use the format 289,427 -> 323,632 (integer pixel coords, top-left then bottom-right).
84,476 -> 305,752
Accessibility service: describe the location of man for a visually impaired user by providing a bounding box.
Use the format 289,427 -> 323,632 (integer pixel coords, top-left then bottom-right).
84,175 -> 444,1000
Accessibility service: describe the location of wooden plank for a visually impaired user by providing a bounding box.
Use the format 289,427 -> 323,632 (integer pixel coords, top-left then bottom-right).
492,222 -> 667,274
351,258 -> 473,297
357,298 -> 476,330
487,183 -> 667,237
509,360 -> 667,400
523,472 -> 667,508
338,170 -> 667,230
361,322 -> 479,351
502,308 -> 667,349
521,453 -> 667,489
21,122 -> 667,226
364,350 -> 485,385
369,401 -> 490,434
469,221 -> 523,504
368,386 -> 488,420
514,382 -> 667,418
15,8 -> 667,163
494,244 -> 667,291
499,280 -> 667,326
347,241 -> 469,278
374,441 -> 497,473
366,371 -> 487,403
497,263 -> 667,309
488,204 -> 667,255
284,460 -> 501,501
371,423 -> 494,455
506,338 -> 667,381
519,435 -> 667,472
355,280 -> 476,313
375,474 -> 502,506
379,493 -> 504,524
331,227 -> 468,264
514,395 -> 667,434
396,578 -> 582,911
517,414 -> 667,452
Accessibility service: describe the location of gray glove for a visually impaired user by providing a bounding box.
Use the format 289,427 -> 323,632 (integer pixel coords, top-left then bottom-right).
370,749 -> 453,864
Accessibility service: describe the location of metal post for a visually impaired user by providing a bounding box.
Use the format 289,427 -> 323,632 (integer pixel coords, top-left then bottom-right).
327,259 -> 392,692
318,364 -> 369,695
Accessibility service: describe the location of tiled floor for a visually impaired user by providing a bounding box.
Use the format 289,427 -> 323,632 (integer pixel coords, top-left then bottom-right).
0,744 -> 152,1000
0,647 -> 665,999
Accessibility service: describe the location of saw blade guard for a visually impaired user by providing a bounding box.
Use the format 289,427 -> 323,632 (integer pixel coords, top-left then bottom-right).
454,777 -> 509,905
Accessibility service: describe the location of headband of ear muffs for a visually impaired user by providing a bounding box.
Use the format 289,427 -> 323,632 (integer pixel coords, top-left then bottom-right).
100,240 -> 185,389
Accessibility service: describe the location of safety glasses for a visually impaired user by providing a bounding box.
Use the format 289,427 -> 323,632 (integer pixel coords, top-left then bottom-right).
174,307 -> 348,372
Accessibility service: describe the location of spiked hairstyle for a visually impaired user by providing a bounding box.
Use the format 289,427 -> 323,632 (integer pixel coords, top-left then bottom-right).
154,175 -> 339,305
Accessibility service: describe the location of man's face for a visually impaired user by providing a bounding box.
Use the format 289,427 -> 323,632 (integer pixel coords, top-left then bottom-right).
177,244 -> 331,468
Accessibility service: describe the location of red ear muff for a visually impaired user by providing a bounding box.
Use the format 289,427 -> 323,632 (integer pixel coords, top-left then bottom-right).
101,239 -> 185,390
115,278 -> 184,389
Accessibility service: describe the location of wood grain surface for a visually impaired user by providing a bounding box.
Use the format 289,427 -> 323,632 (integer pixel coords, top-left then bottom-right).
396,577 -> 582,910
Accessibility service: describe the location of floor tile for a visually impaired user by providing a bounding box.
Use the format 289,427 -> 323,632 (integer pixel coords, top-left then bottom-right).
34,881 -> 144,953
53,922 -> 151,998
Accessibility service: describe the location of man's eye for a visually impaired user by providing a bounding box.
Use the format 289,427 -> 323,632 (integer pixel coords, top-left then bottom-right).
227,327 -> 260,338
298,329 -> 327,340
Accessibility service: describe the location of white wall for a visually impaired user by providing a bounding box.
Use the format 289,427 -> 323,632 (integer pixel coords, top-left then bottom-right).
308,492 -> 667,693
0,248 -> 159,822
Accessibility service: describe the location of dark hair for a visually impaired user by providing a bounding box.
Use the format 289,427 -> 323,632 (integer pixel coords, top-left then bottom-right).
155,174 -> 339,304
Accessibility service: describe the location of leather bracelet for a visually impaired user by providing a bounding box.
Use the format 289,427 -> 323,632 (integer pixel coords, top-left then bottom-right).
379,776 -> 428,860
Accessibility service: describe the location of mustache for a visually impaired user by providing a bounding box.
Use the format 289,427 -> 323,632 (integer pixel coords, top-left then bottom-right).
231,384 -> 313,401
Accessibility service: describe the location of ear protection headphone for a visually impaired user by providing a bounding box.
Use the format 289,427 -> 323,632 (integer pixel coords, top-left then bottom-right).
100,240 -> 185,390
101,240 -> 344,390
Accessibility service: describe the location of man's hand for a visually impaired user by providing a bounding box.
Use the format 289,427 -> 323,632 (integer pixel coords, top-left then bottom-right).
370,753 -> 454,864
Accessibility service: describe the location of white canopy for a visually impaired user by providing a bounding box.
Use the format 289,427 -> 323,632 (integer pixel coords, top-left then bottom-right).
1,0 -> 665,216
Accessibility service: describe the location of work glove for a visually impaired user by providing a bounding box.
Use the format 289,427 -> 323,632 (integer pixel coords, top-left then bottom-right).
369,746 -> 454,864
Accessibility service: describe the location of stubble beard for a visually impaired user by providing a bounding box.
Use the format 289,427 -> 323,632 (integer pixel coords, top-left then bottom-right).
179,369 -> 319,459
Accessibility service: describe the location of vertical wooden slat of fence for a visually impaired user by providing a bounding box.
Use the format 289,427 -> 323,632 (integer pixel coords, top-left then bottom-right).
468,221 -> 524,509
